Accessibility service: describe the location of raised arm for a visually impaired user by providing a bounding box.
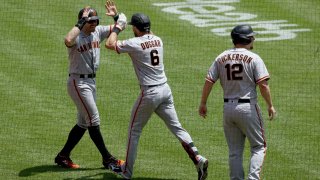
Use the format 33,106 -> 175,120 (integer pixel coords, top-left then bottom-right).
105,11 -> 127,51
64,8 -> 90,47
105,30 -> 119,50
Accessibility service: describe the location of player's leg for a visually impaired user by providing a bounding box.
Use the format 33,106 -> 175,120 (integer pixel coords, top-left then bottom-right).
88,126 -> 113,161
68,78 -> 100,127
55,123 -> 86,168
55,78 -> 90,168
58,123 -> 86,157
87,125 -> 123,170
155,85 -> 197,160
85,83 -> 116,164
155,84 -> 208,179
156,100 -> 208,180
66,78 -> 114,165
223,104 -> 246,180
245,104 -> 267,180
121,89 -> 156,178
155,98 -> 199,161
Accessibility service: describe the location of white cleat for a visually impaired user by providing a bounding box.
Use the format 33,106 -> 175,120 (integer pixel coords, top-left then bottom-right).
196,155 -> 208,180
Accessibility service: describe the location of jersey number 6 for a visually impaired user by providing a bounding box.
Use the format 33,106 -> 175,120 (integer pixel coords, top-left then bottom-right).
150,49 -> 159,66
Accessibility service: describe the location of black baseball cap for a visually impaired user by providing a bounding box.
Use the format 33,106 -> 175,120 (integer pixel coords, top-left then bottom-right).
128,13 -> 151,32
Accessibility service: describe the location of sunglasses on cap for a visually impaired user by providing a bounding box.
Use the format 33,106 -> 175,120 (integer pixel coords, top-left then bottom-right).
88,20 -> 98,24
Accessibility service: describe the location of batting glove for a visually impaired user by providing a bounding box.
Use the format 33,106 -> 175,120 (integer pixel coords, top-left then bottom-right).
75,17 -> 86,30
115,13 -> 127,31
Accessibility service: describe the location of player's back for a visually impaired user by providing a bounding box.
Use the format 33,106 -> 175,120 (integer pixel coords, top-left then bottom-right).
126,34 -> 167,86
216,48 -> 262,100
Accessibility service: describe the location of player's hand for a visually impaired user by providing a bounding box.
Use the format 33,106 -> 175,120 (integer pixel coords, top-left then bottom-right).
75,7 -> 90,30
82,7 -> 90,19
198,103 -> 207,119
268,106 -> 276,120
105,0 -> 118,17
115,13 -> 127,31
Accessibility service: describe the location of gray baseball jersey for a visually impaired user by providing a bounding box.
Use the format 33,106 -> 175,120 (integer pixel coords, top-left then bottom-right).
68,25 -> 112,74
115,34 -> 167,86
115,34 -> 198,178
206,48 -> 269,179
67,25 -> 111,128
206,48 -> 269,100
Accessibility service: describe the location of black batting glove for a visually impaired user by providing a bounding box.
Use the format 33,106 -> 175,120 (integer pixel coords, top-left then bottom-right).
113,13 -> 119,22
75,17 -> 86,30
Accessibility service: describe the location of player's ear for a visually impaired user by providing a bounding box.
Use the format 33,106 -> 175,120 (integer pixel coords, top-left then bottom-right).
132,26 -> 137,32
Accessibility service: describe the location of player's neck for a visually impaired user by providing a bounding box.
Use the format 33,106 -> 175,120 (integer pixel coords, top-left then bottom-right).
234,44 -> 250,50
82,29 -> 92,36
137,31 -> 151,37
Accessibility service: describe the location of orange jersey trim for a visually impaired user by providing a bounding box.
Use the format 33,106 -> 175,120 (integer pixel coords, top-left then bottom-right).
115,41 -> 120,54
256,76 -> 270,84
108,25 -> 112,37
205,77 -> 215,84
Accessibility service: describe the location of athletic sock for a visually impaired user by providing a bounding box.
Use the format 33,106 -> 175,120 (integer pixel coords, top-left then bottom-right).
60,124 -> 86,157
181,142 -> 199,164
88,125 -> 112,160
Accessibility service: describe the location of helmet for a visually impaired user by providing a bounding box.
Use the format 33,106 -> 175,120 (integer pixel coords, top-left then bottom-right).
78,7 -> 100,25
128,13 -> 151,32
231,24 -> 257,45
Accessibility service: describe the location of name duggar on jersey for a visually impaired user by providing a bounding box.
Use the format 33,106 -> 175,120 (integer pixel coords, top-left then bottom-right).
141,40 -> 161,50
218,53 -> 253,64
77,41 -> 100,52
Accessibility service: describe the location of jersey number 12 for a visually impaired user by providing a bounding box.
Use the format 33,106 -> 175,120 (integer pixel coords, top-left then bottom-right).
225,64 -> 243,80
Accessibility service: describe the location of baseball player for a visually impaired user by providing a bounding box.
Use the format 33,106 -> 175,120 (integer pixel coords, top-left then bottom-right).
54,4 -> 124,170
198,24 -> 276,180
104,8 -> 208,180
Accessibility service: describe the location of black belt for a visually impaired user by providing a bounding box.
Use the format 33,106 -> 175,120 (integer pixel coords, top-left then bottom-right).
146,82 -> 166,88
224,99 -> 250,103
69,74 -> 96,78
147,84 -> 159,88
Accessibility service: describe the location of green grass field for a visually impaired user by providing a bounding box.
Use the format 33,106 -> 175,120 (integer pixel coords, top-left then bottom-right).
1,0 -> 319,179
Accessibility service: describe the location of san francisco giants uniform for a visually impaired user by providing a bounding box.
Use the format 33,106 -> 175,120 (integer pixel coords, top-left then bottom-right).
206,48 -> 269,180
67,25 -> 112,128
115,34 -> 201,178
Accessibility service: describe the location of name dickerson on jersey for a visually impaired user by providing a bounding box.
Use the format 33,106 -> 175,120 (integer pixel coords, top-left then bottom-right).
218,53 -> 253,64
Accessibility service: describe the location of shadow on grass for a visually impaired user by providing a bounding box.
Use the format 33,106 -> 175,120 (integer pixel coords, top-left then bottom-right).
18,165 -> 178,180
18,165 -> 116,178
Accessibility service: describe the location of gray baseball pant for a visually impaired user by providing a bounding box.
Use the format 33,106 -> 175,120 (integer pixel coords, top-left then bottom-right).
223,102 -> 266,180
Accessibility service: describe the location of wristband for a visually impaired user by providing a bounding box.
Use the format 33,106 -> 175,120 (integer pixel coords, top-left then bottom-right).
112,27 -> 121,35
75,18 -> 86,30
113,13 -> 119,21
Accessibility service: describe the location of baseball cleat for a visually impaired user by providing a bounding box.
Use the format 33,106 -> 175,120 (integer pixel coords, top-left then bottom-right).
54,153 -> 80,169
104,158 -> 130,179
103,156 -> 125,173
196,155 -> 208,180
